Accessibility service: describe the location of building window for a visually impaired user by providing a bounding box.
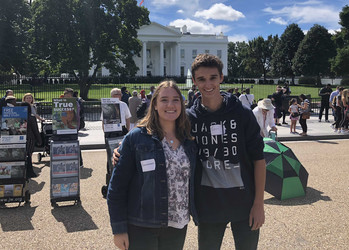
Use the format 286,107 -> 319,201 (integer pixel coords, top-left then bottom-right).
146,49 -> 151,59
205,50 -> 210,54
164,66 -> 167,76
164,49 -> 166,58
180,49 -> 185,59
192,49 -> 197,59
217,50 -> 222,59
180,66 -> 184,77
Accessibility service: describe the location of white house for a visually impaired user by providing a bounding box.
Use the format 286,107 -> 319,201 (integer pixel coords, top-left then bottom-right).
94,22 -> 228,77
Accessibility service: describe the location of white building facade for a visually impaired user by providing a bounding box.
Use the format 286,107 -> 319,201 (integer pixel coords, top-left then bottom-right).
93,22 -> 228,77
134,22 -> 228,77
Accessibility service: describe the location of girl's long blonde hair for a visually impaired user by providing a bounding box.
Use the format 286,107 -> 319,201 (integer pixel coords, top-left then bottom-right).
138,80 -> 193,142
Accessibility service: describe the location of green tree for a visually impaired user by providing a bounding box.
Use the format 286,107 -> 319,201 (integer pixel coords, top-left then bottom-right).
31,0 -> 149,99
247,35 -> 278,80
331,5 -> 349,77
293,24 -> 336,85
227,41 -> 249,79
271,23 -> 304,85
0,0 -> 31,75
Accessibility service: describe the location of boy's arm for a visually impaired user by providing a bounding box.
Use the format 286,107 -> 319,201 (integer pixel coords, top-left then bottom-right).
249,159 -> 266,231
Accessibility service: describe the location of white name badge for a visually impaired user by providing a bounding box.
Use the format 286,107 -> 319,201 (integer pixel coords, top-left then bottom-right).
210,124 -> 223,136
140,159 -> 156,172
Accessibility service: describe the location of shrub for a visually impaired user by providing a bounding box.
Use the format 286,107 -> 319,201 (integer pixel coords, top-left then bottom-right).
299,77 -> 316,85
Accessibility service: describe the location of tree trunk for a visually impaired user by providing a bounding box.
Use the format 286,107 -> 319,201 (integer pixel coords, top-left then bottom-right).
316,75 -> 322,86
291,75 -> 295,85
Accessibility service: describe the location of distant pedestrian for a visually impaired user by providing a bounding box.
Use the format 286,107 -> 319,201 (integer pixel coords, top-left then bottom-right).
148,85 -> 155,96
187,85 -> 197,108
271,86 -> 284,126
128,90 -> 142,130
233,87 -> 241,97
337,89 -> 349,134
121,87 -> 130,106
318,84 -> 332,122
239,88 -> 254,109
298,94 -> 310,136
288,98 -> 300,134
333,87 -> 344,132
0,89 -> 14,118
22,93 -> 45,122
252,98 -> 277,137
329,86 -> 340,127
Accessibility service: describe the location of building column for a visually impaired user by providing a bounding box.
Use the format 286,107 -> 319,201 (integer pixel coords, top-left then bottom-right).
175,43 -> 180,76
142,41 -> 147,76
160,41 -> 164,76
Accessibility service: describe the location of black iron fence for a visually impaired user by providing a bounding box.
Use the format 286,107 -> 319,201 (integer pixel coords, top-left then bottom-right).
34,97 -> 324,122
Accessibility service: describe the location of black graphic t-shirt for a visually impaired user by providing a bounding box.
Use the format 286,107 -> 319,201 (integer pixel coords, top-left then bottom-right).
187,92 -> 264,223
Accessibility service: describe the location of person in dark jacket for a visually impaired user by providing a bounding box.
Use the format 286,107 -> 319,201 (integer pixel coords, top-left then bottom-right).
107,80 -> 197,250
188,54 -> 266,250
318,84 -> 332,122
21,102 -> 42,178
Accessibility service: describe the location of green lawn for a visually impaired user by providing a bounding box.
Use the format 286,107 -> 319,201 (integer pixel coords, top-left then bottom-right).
1,82 -> 325,102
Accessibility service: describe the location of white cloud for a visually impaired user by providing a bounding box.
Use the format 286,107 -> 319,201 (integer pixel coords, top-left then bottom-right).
169,18 -> 229,34
228,35 -> 248,43
177,9 -> 184,14
151,0 -> 199,14
269,17 -> 288,25
194,3 -> 245,21
263,3 -> 339,26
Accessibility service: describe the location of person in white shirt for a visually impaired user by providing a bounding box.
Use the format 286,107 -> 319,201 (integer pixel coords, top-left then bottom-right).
239,88 -> 254,109
252,98 -> 277,137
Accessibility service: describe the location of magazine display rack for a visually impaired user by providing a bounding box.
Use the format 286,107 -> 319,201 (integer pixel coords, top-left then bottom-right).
101,136 -> 124,197
0,106 -> 30,206
50,98 -> 81,207
100,98 -> 127,198
50,141 -> 80,207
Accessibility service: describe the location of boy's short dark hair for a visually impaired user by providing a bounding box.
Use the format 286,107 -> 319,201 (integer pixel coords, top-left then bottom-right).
191,54 -> 223,80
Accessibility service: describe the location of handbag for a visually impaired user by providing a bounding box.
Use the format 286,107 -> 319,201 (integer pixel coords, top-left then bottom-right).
291,112 -> 299,118
302,112 -> 310,119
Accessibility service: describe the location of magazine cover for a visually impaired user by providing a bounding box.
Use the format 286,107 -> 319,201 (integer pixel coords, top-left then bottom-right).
1,106 -> 27,143
0,144 -> 26,161
52,98 -> 78,135
0,162 -> 25,179
51,177 -> 79,198
106,137 -> 124,167
51,141 -> 79,160
13,184 -> 23,197
51,160 -> 79,177
101,98 -> 125,132
4,184 -> 14,197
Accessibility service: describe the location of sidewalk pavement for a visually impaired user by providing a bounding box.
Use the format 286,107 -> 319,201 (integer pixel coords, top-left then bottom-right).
77,115 -> 349,150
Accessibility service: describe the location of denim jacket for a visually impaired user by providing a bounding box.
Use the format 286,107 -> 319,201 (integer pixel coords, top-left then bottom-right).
107,126 -> 198,235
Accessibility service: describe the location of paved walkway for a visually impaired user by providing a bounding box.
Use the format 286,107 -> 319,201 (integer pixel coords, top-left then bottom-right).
77,115 -> 349,149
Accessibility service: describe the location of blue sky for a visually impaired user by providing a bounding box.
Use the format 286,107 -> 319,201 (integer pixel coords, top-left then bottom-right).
138,0 -> 347,42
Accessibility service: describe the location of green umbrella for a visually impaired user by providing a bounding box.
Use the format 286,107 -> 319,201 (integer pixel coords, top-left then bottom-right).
263,137 -> 309,200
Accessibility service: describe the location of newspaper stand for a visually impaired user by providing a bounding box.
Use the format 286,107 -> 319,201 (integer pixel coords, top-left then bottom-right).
50,98 -> 81,207
100,98 -> 127,198
0,106 -> 30,206
50,140 -> 80,207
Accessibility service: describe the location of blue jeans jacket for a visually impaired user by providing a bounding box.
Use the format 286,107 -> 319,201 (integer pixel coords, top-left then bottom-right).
107,127 -> 198,235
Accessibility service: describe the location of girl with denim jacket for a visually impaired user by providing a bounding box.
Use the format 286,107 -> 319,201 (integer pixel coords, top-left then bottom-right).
107,80 -> 197,250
